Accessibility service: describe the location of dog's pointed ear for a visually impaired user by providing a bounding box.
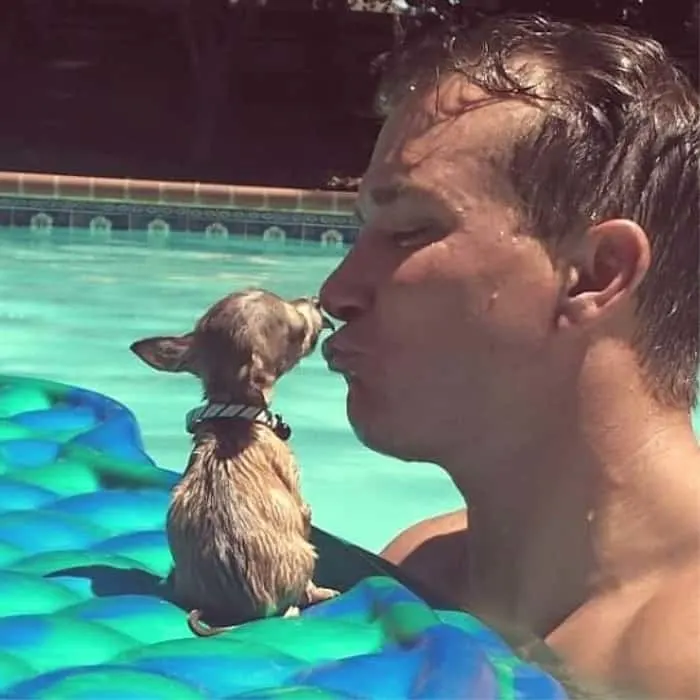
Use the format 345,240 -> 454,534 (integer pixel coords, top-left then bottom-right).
130,333 -> 195,373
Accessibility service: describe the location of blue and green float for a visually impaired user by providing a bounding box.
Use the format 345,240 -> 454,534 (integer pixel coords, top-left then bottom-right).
0,374 -> 567,699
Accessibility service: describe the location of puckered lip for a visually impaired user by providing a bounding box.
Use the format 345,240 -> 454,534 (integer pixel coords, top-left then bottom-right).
321,336 -> 343,373
321,334 -> 359,377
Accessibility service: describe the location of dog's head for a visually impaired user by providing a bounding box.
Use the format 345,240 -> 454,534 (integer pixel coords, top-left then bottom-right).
130,288 -> 333,405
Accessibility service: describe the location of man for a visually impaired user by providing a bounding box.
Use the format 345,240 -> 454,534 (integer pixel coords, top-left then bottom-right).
319,13 -> 699,700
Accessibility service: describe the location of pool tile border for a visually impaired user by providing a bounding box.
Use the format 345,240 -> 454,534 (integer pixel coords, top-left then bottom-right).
0,171 -> 359,246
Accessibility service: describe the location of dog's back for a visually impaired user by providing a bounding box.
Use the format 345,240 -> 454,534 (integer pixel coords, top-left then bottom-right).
168,420 -> 317,625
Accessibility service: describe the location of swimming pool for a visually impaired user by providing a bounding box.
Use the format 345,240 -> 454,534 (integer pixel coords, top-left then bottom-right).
0,168 -> 697,699
0,223 -> 462,553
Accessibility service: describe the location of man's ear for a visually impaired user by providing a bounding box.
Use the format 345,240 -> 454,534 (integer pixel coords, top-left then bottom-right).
129,333 -> 195,373
556,219 -> 651,330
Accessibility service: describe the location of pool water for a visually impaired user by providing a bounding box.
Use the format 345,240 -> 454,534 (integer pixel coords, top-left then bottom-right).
0,225 -> 462,553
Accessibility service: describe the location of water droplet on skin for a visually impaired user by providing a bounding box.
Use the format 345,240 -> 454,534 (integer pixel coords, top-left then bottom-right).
488,290 -> 499,309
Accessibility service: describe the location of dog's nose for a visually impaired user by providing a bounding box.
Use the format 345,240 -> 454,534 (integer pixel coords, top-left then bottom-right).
308,295 -> 335,330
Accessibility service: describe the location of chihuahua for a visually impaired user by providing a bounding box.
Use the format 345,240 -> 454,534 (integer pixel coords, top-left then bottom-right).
130,288 -> 338,635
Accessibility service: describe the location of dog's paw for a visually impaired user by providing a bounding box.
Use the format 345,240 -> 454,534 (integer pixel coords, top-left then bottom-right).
304,582 -> 340,606
282,605 -> 301,618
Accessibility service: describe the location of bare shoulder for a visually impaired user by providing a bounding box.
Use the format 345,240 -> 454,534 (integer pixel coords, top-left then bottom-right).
381,509 -> 468,563
621,563 -> 700,699
380,509 -> 469,605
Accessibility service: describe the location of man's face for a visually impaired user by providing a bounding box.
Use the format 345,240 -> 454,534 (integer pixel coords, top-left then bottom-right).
320,78 -> 568,469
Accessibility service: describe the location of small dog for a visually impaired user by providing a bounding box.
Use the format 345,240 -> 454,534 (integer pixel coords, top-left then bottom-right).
130,288 -> 338,635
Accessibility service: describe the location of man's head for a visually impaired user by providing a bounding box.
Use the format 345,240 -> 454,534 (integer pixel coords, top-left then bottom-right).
320,14 -> 698,469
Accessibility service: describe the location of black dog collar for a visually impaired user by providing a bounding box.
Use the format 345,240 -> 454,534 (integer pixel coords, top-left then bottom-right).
185,403 -> 292,441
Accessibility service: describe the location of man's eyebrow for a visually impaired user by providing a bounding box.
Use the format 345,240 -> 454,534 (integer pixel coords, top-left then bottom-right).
370,183 -> 404,206
354,179 -> 432,223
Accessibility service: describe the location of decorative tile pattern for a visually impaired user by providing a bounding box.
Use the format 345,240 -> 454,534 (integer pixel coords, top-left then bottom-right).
0,171 -> 359,246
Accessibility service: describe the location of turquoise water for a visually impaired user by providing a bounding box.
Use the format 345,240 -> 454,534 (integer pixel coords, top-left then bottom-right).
0,225 -> 462,552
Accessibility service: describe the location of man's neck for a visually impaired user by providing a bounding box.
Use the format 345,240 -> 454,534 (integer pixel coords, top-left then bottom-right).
449,387 -> 700,639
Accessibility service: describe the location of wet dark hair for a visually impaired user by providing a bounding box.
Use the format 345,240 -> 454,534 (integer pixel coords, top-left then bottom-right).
377,14 -> 699,409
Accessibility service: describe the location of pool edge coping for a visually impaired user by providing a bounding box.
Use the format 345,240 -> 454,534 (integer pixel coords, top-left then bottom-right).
0,171 -> 355,216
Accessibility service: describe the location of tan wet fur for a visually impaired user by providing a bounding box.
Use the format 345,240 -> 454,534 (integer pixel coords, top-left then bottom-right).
130,288 -> 338,635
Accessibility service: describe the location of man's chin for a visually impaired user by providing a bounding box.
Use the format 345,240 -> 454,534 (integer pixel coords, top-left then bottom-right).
346,395 -> 425,463
346,385 -> 383,451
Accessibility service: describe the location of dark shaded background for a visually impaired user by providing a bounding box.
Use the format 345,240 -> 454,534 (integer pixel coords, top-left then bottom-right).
0,0 -> 696,188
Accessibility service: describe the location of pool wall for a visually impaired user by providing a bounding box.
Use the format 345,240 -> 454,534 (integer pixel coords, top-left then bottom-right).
0,170 -> 358,246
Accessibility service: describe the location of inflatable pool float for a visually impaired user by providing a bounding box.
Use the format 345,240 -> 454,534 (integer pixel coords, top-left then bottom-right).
0,374 -> 567,699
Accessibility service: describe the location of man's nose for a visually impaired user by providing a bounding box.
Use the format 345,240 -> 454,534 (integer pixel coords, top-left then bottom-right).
319,248 -> 370,323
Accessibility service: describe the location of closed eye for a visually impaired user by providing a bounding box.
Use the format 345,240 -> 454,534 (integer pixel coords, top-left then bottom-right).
392,226 -> 442,248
